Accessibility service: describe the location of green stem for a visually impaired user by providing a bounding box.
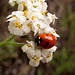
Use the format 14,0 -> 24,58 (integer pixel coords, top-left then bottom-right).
5,35 -> 15,42
0,35 -> 25,47
0,42 -> 24,47
7,42 -> 25,46
0,35 -> 15,46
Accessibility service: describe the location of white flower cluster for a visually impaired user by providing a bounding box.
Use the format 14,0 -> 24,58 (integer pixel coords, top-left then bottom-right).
22,41 -> 57,67
7,0 -> 60,67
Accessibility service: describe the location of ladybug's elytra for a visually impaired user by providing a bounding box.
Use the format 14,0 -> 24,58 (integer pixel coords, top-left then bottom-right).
35,33 -> 56,49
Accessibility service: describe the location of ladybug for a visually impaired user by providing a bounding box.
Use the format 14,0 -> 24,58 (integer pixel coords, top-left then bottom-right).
35,33 -> 56,49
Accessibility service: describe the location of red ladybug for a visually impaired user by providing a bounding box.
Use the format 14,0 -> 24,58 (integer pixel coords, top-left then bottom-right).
35,33 -> 56,49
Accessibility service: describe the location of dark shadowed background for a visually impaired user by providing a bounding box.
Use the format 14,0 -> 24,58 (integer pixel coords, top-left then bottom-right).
0,0 -> 75,75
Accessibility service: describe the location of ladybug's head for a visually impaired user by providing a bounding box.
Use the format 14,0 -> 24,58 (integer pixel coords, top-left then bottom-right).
35,36 -> 41,46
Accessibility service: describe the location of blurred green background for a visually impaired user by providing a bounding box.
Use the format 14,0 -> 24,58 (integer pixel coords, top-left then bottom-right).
0,0 -> 75,75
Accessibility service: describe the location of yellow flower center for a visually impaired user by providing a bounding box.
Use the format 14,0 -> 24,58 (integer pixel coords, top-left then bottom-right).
51,15 -> 55,21
37,24 -> 40,29
15,21 -> 22,29
27,44 -> 32,47
51,30 -> 55,33
53,18 -> 55,21
13,15 -> 17,18
27,22 -> 32,28
33,5 -> 37,8
51,15 -> 53,18
31,0 -> 33,3
40,0 -> 44,4
46,52 -> 51,58
33,55 -> 39,61
32,16 -> 36,20
41,10 -> 48,15
21,1 -> 25,6
24,9 -> 28,16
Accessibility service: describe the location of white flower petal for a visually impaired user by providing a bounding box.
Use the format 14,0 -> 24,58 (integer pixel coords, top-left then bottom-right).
27,50 -> 35,59
42,52 -> 53,63
35,50 -> 41,58
18,4 -> 24,11
6,17 -> 17,22
29,59 -> 40,67
21,44 -> 28,52
22,25 -> 31,33
42,56 -> 53,63
9,0 -> 16,6
49,46 -> 57,52
41,49 -> 49,57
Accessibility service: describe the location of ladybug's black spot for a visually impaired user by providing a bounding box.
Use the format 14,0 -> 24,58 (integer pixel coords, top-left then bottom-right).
46,34 -> 49,37
40,38 -> 42,42
44,46 -> 46,48
46,42 -> 49,45
52,45 -> 54,47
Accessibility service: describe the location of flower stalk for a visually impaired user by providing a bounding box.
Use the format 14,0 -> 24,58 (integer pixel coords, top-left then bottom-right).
0,35 -> 24,46
4,42 -> 25,46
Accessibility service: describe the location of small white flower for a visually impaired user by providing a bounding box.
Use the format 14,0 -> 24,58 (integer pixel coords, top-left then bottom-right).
25,0 -> 40,12
22,41 -> 42,67
7,11 -> 27,36
47,13 -> 58,24
48,27 -> 60,37
8,20 -> 25,36
32,18 -> 48,35
22,41 -> 35,53
29,50 -> 42,67
41,50 -> 53,63
25,0 -> 47,12
9,0 -> 16,6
